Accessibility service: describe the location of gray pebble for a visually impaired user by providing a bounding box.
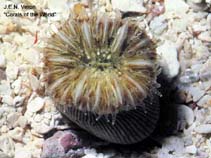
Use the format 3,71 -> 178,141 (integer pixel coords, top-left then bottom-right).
195,124 -> 211,134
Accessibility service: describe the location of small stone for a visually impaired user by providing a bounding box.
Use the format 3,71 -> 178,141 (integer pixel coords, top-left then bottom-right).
187,0 -> 209,11
22,130 -> 33,144
47,0 -> 69,20
205,116 -> 211,124
1,125 -> 9,133
41,131 -> 81,158
195,124 -> 211,134
198,31 -> 211,42
177,104 -> 194,126
29,74 -> 40,91
0,81 -> 11,95
0,117 -> 4,127
192,23 -> 208,33
183,137 -> 193,146
156,41 -> 180,78
13,96 -> 25,107
165,0 -> 189,15
175,19 -> 189,33
17,116 -> 28,128
111,0 -> 147,13
0,54 -> 6,68
11,78 -> 22,95
44,113 -> 52,120
188,86 -> 205,102
5,62 -> 18,80
7,112 -> 21,128
34,114 -> 43,123
0,69 -> 6,80
200,72 -> 211,82
83,149 -> 98,158
150,16 -> 168,35
33,138 -> 44,149
197,150 -> 209,158
200,57 -> 211,73
208,12 -> 211,24
14,149 -> 32,158
9,127 -> 24,142
200,81 -> 211,94
191,63 -> 202,74
2,95 -> 13,106
192,39 -> 209,58
194,108 -> 207,123
161,136 -> 185,155
5,21 -> 17,33
33,123 -> 53,134
206,138 -> 211,149
197,95 -> 211,107
41,130 -> 106,158
0,151 -> 11,158
22,49 -> 40,65
206,0 -> 211,3
189,0 -> 203,3
185,145 -> 197,154
179,68 -> 199,84
0,136 -> 15,157
27,97 -> 45,113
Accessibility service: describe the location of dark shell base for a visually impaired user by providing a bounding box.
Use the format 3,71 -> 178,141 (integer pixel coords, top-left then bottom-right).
58,97 -> 160,144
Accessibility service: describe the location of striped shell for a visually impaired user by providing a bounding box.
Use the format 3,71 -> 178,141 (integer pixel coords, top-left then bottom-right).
44,5 -> 160,144
59,95 -> 159,144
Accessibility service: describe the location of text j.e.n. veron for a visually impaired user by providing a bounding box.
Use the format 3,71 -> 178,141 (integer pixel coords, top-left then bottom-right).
4,4 -> 36,10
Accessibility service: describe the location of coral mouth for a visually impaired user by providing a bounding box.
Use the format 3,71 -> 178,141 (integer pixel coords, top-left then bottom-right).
84,51 -> 120,71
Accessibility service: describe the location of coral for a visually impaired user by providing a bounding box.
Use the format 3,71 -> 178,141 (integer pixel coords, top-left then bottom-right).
44,6 -> 158,115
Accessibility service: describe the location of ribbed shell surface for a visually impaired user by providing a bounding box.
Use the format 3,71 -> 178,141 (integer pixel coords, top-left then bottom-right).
59,96 -> 159,144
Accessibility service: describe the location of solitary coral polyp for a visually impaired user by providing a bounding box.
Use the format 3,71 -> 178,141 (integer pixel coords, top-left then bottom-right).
44,8 -> 158,115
